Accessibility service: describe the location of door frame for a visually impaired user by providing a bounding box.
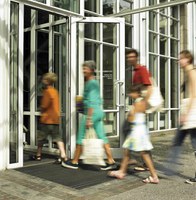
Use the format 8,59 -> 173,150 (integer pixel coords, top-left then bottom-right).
7,2 -> 24,169
70,17 -> 125,158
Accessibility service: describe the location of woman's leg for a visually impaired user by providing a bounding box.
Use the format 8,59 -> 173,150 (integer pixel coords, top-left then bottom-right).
104,143 -> 115,164
140,151 -> 158,179
72,145 -> 83,164
93,118 -> 114,164
108,149 -> 130,179
36,144 -> 42,157
119,149 -> 130,174
56,141 -> 67,161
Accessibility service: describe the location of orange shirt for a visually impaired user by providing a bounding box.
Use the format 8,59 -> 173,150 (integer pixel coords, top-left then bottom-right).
40,86 -> 60,124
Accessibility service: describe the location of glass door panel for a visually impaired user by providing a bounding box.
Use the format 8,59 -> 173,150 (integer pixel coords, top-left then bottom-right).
10,2 -> 19,164
71,17 -> 125,157
53,23 -> 67,145
9,2 -> 23,168
23,5 -> 69,157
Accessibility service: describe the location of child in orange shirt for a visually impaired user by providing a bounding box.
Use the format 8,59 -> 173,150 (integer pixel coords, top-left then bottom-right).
32,73 -> 67,162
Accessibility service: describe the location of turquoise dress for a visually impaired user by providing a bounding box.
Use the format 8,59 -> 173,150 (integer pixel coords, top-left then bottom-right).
76,79 -> 108,144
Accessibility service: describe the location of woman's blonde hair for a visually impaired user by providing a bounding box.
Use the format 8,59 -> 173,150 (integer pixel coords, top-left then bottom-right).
43,72 -> 57,85
180,50 -> 194,64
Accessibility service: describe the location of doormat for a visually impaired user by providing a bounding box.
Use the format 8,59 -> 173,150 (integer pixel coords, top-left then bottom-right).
15,162 -> 113,189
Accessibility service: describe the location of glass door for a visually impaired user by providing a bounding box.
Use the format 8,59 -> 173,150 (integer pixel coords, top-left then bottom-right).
70,17 -> 125,157
23,5 -> 69,158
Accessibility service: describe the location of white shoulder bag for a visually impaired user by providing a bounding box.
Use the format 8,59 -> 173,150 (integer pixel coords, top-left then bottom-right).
146,78 -> 164,113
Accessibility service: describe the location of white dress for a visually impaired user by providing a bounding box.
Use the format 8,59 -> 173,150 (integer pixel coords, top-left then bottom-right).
122,112 -> 153,152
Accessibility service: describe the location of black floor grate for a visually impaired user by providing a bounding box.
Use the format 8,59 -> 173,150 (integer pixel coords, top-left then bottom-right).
15,162 -> 113,189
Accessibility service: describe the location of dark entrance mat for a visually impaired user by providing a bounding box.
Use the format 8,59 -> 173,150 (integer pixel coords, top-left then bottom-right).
15,163 -> 113,189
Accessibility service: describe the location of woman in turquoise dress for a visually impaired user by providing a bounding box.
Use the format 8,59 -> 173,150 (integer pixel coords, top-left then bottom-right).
62,61 -> 116,170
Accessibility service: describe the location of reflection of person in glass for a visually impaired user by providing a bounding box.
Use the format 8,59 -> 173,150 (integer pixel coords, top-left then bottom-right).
32,73 -> 67,163
62,61 -> 116,170
166,50 -> 196,184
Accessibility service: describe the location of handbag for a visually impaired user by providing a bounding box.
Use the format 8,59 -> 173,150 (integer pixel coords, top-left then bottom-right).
146,78 -> 164,113
76,95 -> 84,114
82,127 -> 106,166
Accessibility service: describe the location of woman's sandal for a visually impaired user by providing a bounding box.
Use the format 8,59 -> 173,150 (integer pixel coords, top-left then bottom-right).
31,155 -> 42,161
108,171 -> 126,179
134,166 -> 149,172
142,176 -> 159,184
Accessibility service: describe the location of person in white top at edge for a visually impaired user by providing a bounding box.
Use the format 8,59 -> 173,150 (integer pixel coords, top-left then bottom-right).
165,50 -> 196,184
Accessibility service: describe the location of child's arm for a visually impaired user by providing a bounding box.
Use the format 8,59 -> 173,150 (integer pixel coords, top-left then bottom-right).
134,100 -> 146,113
127,105 -> 135,122
41,90 -> 51,111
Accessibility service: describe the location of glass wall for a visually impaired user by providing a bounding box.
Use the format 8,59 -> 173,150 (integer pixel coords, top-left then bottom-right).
148,2 -> 180,130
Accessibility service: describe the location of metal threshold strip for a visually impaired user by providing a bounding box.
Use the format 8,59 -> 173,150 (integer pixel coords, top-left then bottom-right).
11,0 -> 83,17
109,0 -> 196,17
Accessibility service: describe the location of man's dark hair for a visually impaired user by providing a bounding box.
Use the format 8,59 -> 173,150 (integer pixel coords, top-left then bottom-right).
126,49 -> 139,57
129,84 -> 143,93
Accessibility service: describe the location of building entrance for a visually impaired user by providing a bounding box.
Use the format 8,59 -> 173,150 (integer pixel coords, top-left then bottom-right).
8,1 -> 126,169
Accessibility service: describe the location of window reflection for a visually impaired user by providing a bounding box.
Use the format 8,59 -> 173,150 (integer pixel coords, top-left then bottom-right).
125,25 -> 132,47
104,113 -> 119,148
149,32 -> 157,53
160,57 -> 168,107
171,39 -> 178,57
103,45 -> 117,109
170,19 -> 178,38
160,15 -> 168,34
148,113 -> 158,131
53,0 -> 79,13
170,59 -> 179,108
171,111 -> 179,128
37,9 -> 49,25
36,31 -> 49,111
85,42 -> 100,80
160,111 -> 168,130
149,54 -> 158,78
160,36 -> 167,55
85,0 -> 98,13
120,0 -> 132,23
103,23 -> 117,44
103,0 -> 116,15
149,11 -> 157,31
24,32 -> 31,111
171,6 -> 178,19
85,23 -> 100,40
149,0 -> 157,5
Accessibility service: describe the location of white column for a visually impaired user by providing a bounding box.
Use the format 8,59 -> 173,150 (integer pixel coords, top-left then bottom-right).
0,0 -> 10,171
187,3 -> 195,60
132,0 -> 140,50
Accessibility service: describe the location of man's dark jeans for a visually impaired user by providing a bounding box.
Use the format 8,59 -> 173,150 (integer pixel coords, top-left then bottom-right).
173,127 -> 196,150
165,127 -> 196,175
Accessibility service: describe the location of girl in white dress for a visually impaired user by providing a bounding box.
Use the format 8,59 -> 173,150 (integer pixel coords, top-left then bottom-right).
108,84 -> 159,183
